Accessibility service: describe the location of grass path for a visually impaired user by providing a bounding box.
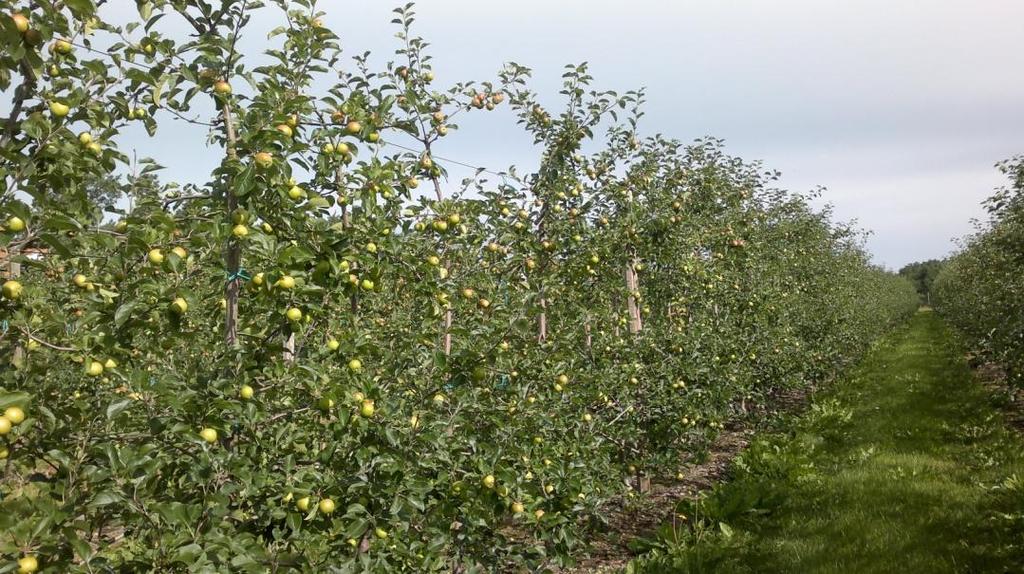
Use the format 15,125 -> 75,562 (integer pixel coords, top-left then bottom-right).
631,310 -> 1024,573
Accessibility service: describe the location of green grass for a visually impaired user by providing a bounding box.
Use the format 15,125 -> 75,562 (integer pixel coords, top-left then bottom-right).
629,310 -> 1024,573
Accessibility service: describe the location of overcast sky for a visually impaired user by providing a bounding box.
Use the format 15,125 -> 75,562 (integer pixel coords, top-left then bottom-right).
106,0 -> 1024,270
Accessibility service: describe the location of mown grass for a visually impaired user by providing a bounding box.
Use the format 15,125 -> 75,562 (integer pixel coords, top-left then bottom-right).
628,310 -> 1024,573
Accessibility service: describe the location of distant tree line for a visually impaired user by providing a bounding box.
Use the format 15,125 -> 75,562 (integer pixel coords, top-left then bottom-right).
899,259 -> 945,304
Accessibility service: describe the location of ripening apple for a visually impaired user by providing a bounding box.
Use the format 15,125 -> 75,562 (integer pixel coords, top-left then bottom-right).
147,248 -> 164,265
556,374 -> 569,386
319,498 -> 336,514
419,156 -> 433,169
49,101 -> 70,118
86,361 -> 104,377
199,428 -> 218,443
275,124 -> 293,138
482,474 -> 496,489
297,496 -> 311,512
171,297 -> 188,315
0,418 -> 10,435
232,224 -> 248,238
348,358 -> 362,372
359,399 -> 375,418
104,358 -> 117,370
276,275 -> 295,289
2,280 -> 22,300
286,307 -> 302,322
327,338 -> 340,351
11,13 -> 29,33
16,555 -> 38,574
4,407 -> 25,425
345,120 -> 362,135
239,384 -> 254,400
213,80 -> 232,95
254,151 -> 273,168
171,246 -> 187,259
511,502 -> 525,514
53,39 -> 72,54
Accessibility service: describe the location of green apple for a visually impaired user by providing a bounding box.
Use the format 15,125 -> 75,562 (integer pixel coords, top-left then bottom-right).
240,385 -> 254,400
199,428 -> 218,443
296,496 -> 311,511
2,280 -> 22,300
286,307 -> 302,322
359,399 -> 375,418
4,407 -> 25,425
318,498 -> 336,514
167,297 -> 187,315
213,80 -> 232,95
16,555 -> 38,574
147,248 -> 164,265
49,101 -> 70,118
348,358 -> 362,372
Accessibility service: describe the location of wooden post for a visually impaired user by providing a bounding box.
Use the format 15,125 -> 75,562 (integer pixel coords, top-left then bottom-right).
625,259 -> 642,334
221,100 -> 241,348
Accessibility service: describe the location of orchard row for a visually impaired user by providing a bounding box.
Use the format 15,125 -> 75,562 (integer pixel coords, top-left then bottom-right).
0,1 -> 918,572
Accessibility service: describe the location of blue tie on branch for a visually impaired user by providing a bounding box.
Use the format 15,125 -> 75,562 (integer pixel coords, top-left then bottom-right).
226,268 -> 252,282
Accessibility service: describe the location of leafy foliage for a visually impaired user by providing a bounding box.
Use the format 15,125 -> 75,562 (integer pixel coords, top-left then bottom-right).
0,1 -> 917,571
934,156 -> 1024,384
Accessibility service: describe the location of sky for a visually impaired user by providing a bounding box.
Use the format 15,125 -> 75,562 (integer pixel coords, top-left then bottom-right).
102,0 -> 1024,270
